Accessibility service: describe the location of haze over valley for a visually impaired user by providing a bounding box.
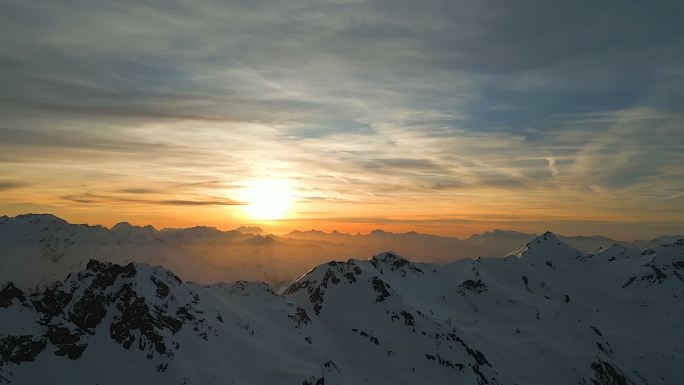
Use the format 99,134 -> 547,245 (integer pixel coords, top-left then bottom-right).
3,213 -> 681,288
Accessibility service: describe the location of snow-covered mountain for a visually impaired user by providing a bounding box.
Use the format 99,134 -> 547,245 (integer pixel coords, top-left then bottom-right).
1,214 -> 681,291
285,227 -> 678,260
1,232 -> 682,384
0,214 -> 354,288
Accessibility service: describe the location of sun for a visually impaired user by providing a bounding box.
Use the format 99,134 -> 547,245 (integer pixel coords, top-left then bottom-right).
240,179 -> 295,220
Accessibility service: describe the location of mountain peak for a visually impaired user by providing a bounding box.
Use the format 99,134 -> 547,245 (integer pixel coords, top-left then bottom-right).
370,251 -> 423,276
114,222 -> 155,230
509,231 -> 584,261
112,221 -> 134,229
467,228 -> 534,242
111,222 -> 156,234
240,235 -> 277,246
491,229 -> 529,237
370,251 -> 406,264
233,225 -> 264,235
14,213 -> 67,224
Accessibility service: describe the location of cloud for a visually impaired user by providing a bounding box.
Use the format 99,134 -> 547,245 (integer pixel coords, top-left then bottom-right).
546,158 -> 559,178
0,0 -> 682,236
568,109 -> 684,190
0,180 -> 27,191
63,193 -> 245,206
118,188 -> 159,194
358,158 -> 447,173
0,126 -> 188,155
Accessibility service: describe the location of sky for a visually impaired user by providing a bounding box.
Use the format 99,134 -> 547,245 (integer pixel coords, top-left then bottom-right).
1,0 -> 683,240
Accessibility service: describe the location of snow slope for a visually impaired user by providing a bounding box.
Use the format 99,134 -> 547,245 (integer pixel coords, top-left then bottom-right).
1,233 -> 682,384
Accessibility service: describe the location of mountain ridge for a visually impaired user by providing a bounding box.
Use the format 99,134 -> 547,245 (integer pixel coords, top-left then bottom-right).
1,213 -> 682,290
1,235 -> 682,384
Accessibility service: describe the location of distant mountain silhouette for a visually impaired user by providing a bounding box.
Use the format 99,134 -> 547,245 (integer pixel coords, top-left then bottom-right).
0,214 -> 680,288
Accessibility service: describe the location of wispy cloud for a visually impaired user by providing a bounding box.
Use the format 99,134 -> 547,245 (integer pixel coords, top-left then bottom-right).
63,193 -> 245,206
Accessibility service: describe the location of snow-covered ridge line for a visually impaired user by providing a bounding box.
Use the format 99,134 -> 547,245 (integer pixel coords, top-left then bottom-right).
1,233 -> 682,384
2,213 -> 682,290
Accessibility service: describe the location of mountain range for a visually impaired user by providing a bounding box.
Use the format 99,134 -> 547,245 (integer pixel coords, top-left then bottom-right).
1,214 -> 680,289
1,225 -> 682,384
